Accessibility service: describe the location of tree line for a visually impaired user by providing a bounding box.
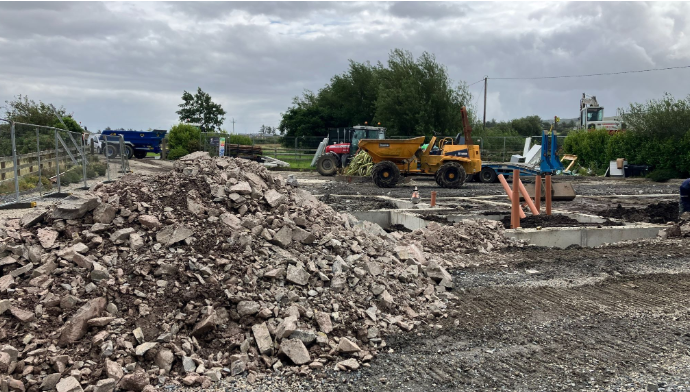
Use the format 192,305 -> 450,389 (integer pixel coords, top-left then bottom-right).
278,49 -> 476,140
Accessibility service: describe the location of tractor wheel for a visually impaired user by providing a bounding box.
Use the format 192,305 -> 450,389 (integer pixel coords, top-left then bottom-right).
123,145 -> 135,159
372,161 -> 400,188
133,150 -> 147,159
479,167 -> 498,183
466,174 -> 476,183
437,162 -> 466,188
316,154 -> 338,176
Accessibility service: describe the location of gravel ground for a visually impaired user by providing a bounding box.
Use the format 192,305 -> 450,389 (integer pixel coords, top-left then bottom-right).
175,239 -> 690,392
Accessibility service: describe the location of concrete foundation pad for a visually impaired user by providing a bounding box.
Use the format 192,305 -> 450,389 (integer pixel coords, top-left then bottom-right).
505,224 -> 666,248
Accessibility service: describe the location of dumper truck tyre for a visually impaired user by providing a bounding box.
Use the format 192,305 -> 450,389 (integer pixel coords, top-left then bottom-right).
123,145 -> 135,159
316,154 -> 338,176
479,167 -> 498,183
104,144 -> 119,159
372,161 -> 400,188
133,150 -> 147,159
437,162 -> 466,188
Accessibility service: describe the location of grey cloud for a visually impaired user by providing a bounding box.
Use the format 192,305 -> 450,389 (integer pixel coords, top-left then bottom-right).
0,1 -> 689,133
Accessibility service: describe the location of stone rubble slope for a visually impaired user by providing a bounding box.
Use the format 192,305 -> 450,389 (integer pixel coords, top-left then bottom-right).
0,152 -> 508,392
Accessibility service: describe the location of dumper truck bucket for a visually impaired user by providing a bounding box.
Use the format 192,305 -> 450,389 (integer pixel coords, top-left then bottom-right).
521,181 -> 577,202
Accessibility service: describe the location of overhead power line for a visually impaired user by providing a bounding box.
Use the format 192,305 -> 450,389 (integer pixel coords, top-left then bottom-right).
489,65 -> 690,80
467,78 -> 485,87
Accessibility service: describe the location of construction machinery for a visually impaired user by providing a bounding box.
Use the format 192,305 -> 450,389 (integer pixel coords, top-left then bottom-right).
579,93 -> 622,133
314,126 -> 386,176
356,107 -> 482,188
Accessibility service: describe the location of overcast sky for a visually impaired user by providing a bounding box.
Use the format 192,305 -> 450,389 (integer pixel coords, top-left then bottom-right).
1,1 -> 689,133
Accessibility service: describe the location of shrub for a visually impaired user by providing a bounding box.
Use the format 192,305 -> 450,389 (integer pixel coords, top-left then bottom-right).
167,146 -> 189,160
168,124 -> 201,152
647,168 -> 680,182
228,134 -> 253,146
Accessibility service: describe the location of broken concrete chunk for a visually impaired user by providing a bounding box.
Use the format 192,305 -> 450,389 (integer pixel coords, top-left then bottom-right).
263,189 -> 286,208
279,339 -> 310,365
252,322 -> 274,356
156,224 -> 194,246
237,301 -> 260,317
59,297 -> 106,346
56,376 -> 83,392
337,337 -> 361,353
286,264 -> 309,286
93,203 -> 117,224
37,228 -> 59,249
138,215 -> 161,229
52,195 -> 99,220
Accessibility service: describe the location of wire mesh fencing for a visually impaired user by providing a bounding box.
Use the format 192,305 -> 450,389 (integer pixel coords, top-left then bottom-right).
0,119 -> 129,208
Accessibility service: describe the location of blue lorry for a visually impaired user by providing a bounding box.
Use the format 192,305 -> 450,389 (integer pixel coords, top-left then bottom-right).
99,129 -> 167,159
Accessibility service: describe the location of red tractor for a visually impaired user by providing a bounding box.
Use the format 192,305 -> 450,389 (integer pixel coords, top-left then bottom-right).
315,126 -> 386,176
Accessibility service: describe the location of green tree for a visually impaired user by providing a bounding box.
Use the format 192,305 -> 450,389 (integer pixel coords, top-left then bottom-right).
279,50 -> 474,140
167,123 -> 201,159
375,49 -> 472,137
621,92 -> 690,139
176,88 -> 227,131
2,95 -> 74,128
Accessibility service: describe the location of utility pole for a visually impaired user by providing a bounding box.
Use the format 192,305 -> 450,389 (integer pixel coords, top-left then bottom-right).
483,76 -> 488,130
231,118 -> 236,134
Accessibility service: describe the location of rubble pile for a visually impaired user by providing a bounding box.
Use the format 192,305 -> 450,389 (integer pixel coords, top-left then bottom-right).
400,219 -> 507,256
0,152 -> 506,391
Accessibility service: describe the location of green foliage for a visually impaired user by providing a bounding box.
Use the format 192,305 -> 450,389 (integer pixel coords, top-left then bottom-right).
168,123 -> 201,153
622,93 -> 690,139
176,88 -> 227,131
279,49 -> 475,141
228,134 -> 252,146
57,116 -> 84,133
647,168 -> 680,182
3,95 -> 68,126
167,146 -> 190,160
564,93 -> 690,177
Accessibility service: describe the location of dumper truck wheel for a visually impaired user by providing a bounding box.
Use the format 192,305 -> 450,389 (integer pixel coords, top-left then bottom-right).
133,150 -> 147,159
437,162 -> 466,188
372,161 -> 400,188
123,145 -> 134,159
104,145 -> 119,159
479,167 -> 498,183
316,154 -> 338,176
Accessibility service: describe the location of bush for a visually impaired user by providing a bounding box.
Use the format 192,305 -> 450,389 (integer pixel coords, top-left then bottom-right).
228,134 -> 253,146
168,124 -> 201,152
167,146 -> 189,160
647,168 -> 679,182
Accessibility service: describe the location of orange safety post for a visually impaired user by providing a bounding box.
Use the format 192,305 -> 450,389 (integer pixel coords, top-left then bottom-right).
497,174 -> 526,219
511,170 -> 520,228
545,174 -> 552,216
430,191 -> 437,207
534,175 -> 541,212
518,179 -> 539,215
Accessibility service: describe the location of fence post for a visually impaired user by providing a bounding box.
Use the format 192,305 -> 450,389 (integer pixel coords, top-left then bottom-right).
161,139 -> 167,160
36,127 -> 42,196
90,139 -> 95,155
81,133 -> 88,189
10,122 -> 20,202
503,137 -> 506,162
54,129 -> 61,194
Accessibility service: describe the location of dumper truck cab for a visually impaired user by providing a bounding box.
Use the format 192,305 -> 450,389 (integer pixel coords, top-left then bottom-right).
316,125 -> 386,176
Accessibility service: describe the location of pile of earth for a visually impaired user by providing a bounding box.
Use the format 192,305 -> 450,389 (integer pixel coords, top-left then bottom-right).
501,214 -> 624,229
598,201 -> 679,224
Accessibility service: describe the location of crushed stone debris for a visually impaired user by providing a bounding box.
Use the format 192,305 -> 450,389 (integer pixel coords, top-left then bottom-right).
0,152 -> 510,390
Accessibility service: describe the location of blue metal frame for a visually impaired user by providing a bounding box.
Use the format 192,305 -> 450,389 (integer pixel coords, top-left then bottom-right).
540,131 -> 564,174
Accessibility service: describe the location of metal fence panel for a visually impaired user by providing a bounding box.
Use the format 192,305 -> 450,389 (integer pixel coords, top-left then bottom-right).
0,120 -> 129,207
